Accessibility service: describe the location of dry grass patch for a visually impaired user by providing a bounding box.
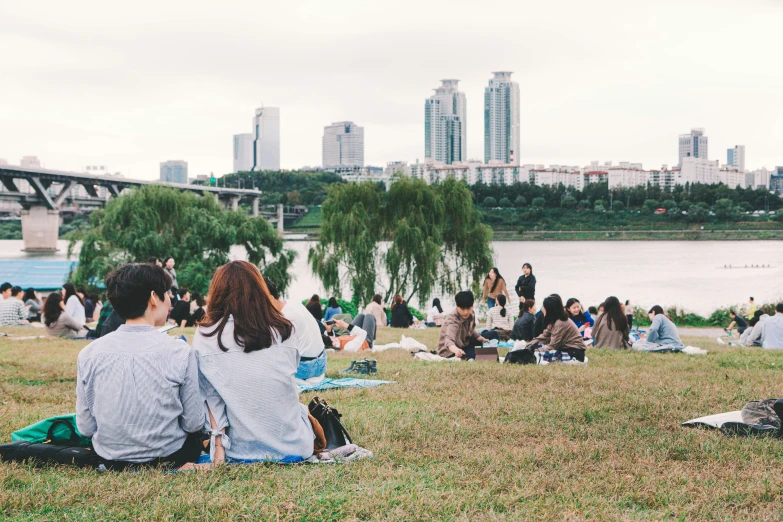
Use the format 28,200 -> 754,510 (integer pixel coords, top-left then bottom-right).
1,325 -> 783,520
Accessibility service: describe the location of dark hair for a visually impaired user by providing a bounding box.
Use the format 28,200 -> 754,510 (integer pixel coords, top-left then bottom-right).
88,293 -> 99,304
1,282 -> 12,293
263,276 -> 279,300
565,298 -> 586,322
195,295 -> 206,307
522,299 -> 535,313
23,288 -> 37,302
43,292 -> 64,327
76,287 -> 86,296
749,310 -> 763,327
777,303 -> 783,314
163,257 -> 174,264
62,283 -> 83,306
455,291 -> 474,309
603,296 -> 628,332
729,310 -> 737,316
432,298 -> 443,314
178,288 -> 190,298
542,295 -> 569,328
497,294 -> 507,317
147,257 -> 159,264
588,306 -> 598,315
106,263 -> 171,319
488,267 -> 503,293
648,305 -> 666,317
750,297 -> 755,301
11,286 -> 23,297
522,262 -> 533,273
307,294 -> 320,306
391,294 -> 403,312
598,302 -> 605,311
200,261 -> 292,353
327,297 -> 339,309
372,294 -> 382,305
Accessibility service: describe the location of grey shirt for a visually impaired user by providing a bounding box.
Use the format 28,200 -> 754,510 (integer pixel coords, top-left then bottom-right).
761,314 -> 783,349
45,313 -> 83,338
646,314 -> 683,348
76,324 -> 204,462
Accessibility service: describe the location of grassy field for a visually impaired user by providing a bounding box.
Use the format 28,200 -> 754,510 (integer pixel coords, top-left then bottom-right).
2,326 -> 783,520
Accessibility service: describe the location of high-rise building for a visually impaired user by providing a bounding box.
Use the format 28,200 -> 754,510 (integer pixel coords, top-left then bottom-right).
678,128 -> 708,164
233,133 -> 254,172
160,160 -> 188,184
484,72 -> 520,164
322,121 -> 364,168
726,145 -> 746,172
425,79 -> 466,164
252,107 -> 280,171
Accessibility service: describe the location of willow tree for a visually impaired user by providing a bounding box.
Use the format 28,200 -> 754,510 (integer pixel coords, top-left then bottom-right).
309,177 -> 493,306
69,185 -> 295,294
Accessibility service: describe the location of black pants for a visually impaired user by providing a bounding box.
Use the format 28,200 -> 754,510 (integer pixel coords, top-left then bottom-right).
626,314 -> 633,329
99,432 -> 203,471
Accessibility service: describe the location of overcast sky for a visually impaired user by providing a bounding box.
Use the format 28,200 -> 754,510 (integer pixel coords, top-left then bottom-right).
1,0 -> 781,180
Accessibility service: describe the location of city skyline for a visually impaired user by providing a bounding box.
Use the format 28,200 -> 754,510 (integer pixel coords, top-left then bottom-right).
0,0 -> 781,179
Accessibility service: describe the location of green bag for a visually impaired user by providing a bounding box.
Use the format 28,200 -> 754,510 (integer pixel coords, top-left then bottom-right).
11,414 -> 91,446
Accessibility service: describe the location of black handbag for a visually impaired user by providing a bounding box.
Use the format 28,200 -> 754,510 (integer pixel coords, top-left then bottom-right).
505,348 -> 537,365
0,418 -> 100,468
308,396 -> 353,450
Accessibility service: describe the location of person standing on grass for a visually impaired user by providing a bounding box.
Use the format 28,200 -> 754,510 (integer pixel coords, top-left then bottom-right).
515,263 -> 536,312
437,290 -> 489,360
481,267 -> 510,309
632,305 -> 684,352
760,303 -> 783,350
624,299 -> 634,329
0,286 -> 30,326
163,257 -> 178,290
525,295 -> 587,361
76,263 -> 204,470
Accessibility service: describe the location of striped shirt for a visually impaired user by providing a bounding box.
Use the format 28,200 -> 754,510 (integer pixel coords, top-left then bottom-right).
0,297 -> 27,326
193,317 -> 315,462
485,305 -> 514,331
75,324 -> 204,462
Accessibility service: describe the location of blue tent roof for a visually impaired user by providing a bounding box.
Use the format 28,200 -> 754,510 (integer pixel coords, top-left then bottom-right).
0,260 -> 78,290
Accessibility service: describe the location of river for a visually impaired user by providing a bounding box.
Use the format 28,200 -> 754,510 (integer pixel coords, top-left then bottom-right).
0,240 -> 780,315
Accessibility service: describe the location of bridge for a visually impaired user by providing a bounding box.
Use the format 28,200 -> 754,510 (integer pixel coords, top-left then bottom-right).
0,164 -> 301,252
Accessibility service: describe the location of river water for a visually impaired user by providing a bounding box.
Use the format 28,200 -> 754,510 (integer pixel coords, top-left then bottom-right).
0,239 -> 780,315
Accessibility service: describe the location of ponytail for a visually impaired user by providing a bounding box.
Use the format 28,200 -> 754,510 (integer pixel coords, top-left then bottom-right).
497,294 -> 507,317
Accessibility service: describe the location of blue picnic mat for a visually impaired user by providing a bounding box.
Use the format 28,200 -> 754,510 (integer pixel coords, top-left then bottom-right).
297,378 -> 393,393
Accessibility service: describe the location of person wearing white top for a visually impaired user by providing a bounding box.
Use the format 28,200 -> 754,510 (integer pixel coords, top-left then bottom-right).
63,283 -> 86,326
193,261 -> 322,464
480,294 -> 514,341
426,298 -> 445,326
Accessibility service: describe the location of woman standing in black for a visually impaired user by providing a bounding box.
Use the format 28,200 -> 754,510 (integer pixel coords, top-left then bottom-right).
515,263 -> 536,312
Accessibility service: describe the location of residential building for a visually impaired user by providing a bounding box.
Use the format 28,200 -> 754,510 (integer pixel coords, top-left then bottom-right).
384,161 -> 411,178
678,128 -> 708,164
484,72 -> 520,164
425,80 -> 467,164
727,145 -> 746,172
160,160 -> 188,184
606,162 -> 647,188
648,168 -> 676,190
533,167 -> 582,190
323,121 -> 364,168
233,133 -> 253,173
252,107 -> 280,171
676,157 -> 719,185
20,156 -> 41,168
771,174 -> 783,195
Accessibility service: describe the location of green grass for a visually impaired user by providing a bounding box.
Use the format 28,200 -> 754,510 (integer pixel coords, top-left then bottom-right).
2,326 -> 783,520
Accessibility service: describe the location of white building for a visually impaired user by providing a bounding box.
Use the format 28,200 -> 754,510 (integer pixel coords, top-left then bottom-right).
20,156 -> 41,168
605,162 -> 648,188
160,160 -> 188,184
676,157 -> 720,185
322,121 -> 364,168
384,161 -> 411,178
233,133 -> 253,173
484,72 -> 520,164
718,168 -> 745,188
252,107 -> 280,171
727,145 -> 746,172
533,167 -> 583,190
425,80 -> 467,164
749,167 -> 772,189
678,128 -> 708,164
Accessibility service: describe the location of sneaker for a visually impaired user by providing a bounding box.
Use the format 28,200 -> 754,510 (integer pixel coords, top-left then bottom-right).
716,337 -> 725,345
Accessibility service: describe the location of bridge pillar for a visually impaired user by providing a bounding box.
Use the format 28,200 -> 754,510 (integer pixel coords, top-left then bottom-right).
21,205 -> 60,252
230,195 -> 241,211
277,204 -> 284,236
252,197 -> 260,217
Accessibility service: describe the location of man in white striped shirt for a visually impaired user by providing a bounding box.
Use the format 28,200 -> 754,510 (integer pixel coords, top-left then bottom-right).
76,263 -> 205,469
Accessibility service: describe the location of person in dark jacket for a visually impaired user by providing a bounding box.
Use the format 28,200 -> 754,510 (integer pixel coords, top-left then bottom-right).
533,293 -> 560,338
390,295 -> 414,328
170,288 -> 192,327
512,299 -> 537,341
305,294 -> 323,321
515,263 -> 536,312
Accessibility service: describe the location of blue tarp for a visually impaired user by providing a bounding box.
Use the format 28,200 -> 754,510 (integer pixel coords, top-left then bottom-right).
0,260 -> 77,289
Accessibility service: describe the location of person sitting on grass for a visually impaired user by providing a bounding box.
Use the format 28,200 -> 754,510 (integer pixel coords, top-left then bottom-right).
566,298 -> 594,338
76,263 -> 204,470
591,296 -> 630,350
739,311 -> 768,347
512,299 -> 537,341
524,295 -> 587,361
323,297 -> 342,321
23,288 -> 43,322
481,294 -> 514,341
169,288 -> 193,328
0,286 -> 30,326
426,298 -> 445,327
365,294 -> 388,329
760,303 -> 783,350
43,293 -> 86,338
437,290 -> 489,360
193,261 -> 325,464
725,310 -> 748,335
631,305 -> 684,352
390,295 -> 415,328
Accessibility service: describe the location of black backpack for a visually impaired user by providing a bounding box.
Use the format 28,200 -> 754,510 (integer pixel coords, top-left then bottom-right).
504,348 -> 537,365
0,419 -> 101,468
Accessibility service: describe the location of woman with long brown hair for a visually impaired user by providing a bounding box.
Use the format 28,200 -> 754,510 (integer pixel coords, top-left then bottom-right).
192,261 -> 323,463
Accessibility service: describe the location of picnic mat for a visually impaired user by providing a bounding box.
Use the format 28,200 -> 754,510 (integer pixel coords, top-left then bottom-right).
297,378 -> 393,393
193,443 -> 373,465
